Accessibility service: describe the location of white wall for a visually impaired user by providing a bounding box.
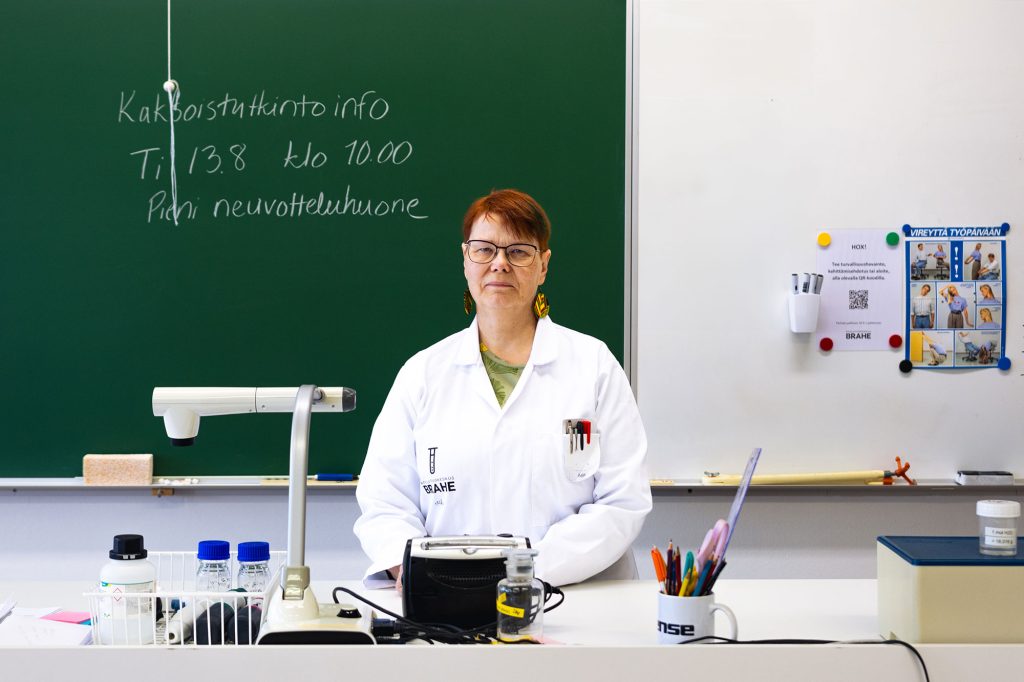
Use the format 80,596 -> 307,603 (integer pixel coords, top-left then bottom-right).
3,488 -> 1016,584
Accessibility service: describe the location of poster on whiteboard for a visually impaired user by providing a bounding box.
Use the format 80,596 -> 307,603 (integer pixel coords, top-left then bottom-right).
903,224 -> 1009,370
815,229 -> 903,351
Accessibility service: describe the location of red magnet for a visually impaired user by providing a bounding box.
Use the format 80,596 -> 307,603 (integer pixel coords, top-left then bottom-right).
819,337 -> 834,351
888,334 -> 903,348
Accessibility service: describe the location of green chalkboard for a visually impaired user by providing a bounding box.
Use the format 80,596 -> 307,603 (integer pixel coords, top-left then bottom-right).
0,0 -> 627,477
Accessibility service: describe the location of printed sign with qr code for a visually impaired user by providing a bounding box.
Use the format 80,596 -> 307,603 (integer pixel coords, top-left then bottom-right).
815,229 -> 902,350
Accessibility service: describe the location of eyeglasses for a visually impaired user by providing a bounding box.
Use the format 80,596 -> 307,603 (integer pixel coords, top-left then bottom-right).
463,240 -> 540,267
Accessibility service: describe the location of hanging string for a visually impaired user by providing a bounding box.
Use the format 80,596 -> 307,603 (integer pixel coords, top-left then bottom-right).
163,0 -> 180,225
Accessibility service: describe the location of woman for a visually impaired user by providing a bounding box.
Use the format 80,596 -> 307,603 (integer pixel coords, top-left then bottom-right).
939,284 -> 972,328
978,284 -> 999,304
930,244 -> 947,276
977,307 -> 999,329
964,243 -> 983,280
354,189 -> 652,589
911,284 -> 934,329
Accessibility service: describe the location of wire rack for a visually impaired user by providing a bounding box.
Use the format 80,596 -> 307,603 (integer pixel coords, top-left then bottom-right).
84,550 -> 286,646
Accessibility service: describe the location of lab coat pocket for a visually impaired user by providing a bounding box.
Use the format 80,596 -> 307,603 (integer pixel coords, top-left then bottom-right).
561,432 -> 601,483
530,433 -> 600,529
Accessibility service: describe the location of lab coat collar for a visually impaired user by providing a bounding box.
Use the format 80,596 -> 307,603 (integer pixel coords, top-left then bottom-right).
452,316 -> 558,367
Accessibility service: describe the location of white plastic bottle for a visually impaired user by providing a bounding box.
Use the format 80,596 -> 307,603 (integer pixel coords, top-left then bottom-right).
98,534 -> 157,645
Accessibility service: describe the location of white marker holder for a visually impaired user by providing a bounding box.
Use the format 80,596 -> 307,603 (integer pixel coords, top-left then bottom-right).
789,293 -> 820,333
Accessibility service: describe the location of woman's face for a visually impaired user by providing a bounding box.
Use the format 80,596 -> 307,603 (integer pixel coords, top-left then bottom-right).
980,308 -> 993,322
981,285 -> 993,298
949,286 -> 958,296
463,214 -> 550,316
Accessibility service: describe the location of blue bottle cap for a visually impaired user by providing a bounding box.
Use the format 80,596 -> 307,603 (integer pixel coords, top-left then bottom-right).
197,540 -> 230,561
237,541 -> 270,563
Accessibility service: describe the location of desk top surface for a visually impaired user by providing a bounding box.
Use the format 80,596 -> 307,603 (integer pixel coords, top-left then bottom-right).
1,578 -> 876,646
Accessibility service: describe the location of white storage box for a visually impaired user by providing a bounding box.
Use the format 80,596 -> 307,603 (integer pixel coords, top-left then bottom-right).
877,536 -> 1024,643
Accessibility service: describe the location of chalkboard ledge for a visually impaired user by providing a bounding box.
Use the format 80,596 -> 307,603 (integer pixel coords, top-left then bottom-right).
0,477 -> 357,492
2,477 -> 1020,495
651,479 -> 1023,495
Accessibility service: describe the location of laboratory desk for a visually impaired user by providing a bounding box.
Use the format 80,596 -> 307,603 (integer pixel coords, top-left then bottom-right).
2,579 -> 1021,681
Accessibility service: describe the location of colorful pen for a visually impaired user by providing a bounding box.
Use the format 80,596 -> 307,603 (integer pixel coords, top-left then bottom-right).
703,559 -> 728,595
692,559 -> 714,597
665,541 -> 675,595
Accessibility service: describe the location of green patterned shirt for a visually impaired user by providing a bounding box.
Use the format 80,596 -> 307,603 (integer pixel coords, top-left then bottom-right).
480,344 -> 525,407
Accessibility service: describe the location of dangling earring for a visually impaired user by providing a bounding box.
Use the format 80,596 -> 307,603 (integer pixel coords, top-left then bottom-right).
533,289 -> 551,318
464,288 -> 474,316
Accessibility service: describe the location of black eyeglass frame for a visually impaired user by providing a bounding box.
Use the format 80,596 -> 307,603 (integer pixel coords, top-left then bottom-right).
462,240 -> 541,267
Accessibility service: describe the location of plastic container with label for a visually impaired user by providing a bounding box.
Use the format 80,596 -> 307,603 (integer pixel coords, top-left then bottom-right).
98,534 -> 157,644
977,500 -> 1020,556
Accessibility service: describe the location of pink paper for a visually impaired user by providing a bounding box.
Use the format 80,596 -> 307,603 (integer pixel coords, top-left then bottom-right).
41,610 -> 92,624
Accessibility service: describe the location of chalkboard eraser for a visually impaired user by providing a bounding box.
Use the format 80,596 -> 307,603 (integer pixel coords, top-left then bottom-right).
83,454 -> 153,486
955,470 -> 1014,485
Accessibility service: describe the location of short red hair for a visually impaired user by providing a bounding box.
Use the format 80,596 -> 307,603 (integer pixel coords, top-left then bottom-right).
462,189 -> 551,251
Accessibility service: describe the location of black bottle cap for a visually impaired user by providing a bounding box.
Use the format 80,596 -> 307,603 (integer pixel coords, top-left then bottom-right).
110,534 -> 148,560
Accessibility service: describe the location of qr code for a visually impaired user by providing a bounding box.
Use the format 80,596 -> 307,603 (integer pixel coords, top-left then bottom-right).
849,290 -> 869,310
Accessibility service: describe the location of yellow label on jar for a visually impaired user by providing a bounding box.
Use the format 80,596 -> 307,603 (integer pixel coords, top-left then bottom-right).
496,592 -> 525,619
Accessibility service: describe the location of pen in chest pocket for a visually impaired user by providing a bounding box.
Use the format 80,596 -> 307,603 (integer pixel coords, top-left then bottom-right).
563,419 -> 593,452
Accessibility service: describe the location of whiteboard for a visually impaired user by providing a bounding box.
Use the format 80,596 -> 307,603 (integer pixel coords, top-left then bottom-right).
635,0 -> 1024,480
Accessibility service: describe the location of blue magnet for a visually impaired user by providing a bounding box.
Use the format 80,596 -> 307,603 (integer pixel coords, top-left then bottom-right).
997,357 -> 1011,371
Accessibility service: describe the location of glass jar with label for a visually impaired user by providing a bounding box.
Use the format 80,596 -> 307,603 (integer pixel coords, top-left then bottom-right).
496,548 -> 544,642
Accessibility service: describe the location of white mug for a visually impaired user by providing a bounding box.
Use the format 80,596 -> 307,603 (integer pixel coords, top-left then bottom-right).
656,592 -> 738,644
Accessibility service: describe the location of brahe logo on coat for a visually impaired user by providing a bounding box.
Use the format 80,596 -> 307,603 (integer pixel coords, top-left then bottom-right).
428,446 -> 437,474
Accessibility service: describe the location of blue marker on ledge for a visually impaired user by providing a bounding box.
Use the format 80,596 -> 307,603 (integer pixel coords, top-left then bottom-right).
313,473 -> 358,482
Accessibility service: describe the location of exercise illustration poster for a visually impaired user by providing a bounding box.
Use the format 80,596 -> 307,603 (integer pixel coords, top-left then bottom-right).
904,224 -> 1008,370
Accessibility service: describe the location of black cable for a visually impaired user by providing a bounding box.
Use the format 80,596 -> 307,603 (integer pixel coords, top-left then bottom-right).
675,636 -> 929,682
542,582 -> 564,613
332,581 -> 566,645
332,586 -> 490,644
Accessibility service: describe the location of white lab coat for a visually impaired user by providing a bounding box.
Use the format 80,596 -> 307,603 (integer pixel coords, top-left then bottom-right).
353,316 -> 652,587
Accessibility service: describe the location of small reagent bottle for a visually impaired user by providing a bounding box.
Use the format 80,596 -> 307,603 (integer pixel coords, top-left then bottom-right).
496,548 -> 544,642
196,540 -> 232,592
236,541 -> 272,603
